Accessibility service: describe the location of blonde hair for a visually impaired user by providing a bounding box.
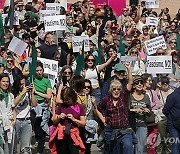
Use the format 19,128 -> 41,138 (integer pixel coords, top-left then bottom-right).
109,80 -> 122,94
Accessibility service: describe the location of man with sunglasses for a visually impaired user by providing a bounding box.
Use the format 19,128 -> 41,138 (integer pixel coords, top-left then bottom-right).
101,62 -> 133,99
117,8 -> 131,28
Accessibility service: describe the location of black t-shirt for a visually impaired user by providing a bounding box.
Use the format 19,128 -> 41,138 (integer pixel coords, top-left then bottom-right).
39,43 -> 57,59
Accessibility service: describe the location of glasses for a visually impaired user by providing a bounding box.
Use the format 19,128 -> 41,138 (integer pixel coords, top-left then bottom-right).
88,59 -> 94,62
170,41 -> 177,44
123,9 -> 128,12
134,80 -> 143,85
112,88 -> 121,91
131,51 -> 138,54
7,60 -> 13,63
171,24 -> 176,26
84,86 -> 91,89
63,71 -> 71,75
157,52 -> 164,55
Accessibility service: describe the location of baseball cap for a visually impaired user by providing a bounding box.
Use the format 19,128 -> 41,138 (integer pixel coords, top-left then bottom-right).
113,63 -> 126,71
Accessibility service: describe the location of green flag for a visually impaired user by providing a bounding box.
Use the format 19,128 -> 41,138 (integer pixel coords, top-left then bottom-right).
0,13 -> 5,45
118,34 -> 125,56
96,42 -> 101,65
29,46 -> 37,82
4,7 -> 12,26
75,41 -> 85,76
176,33 -> 180,50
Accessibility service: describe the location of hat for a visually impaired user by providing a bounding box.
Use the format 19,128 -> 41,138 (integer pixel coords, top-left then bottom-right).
113,63 -> 126,71
133,76 -> 143,83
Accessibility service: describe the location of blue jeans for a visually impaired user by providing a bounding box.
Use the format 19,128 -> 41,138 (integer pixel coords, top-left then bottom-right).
92,88 -> 101,105
104,125 -> 133,154
135,127 -> 147,154
14,119 -> 32,154
168,127 -> 180,154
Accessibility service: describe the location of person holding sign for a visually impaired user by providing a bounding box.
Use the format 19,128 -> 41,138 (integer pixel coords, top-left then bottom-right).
31,60 -> 52,154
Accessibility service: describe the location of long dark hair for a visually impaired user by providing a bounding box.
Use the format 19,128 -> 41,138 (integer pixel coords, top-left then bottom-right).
84,54 -> 96,70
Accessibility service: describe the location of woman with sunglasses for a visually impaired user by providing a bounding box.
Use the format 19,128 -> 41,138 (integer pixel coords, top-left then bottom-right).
82,53 -> 116,105
94,79 -> 133,154
129,76 -> 151,154
0,73 -> 16,154
127,47 -> 145,76
142,73 -> 161,154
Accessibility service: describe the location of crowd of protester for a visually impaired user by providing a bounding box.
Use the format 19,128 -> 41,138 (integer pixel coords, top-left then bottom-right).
0,0 -> 180,153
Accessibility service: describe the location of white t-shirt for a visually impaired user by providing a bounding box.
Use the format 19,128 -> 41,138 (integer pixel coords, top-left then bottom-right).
85,66 -> 99,86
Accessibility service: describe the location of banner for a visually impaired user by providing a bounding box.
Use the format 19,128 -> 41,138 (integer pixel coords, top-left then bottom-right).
147,56 -> 172,74
72,35 -> 90,52
46,3 -> 61,14
0,0 -> 5,9
39,10 -> 56,22
144,35 -> 167,55
8,36 -> 28,56
2,12 -> 19,26
145,0 -> 159,8
44,15 -> 66,32
146,17 -> 159,27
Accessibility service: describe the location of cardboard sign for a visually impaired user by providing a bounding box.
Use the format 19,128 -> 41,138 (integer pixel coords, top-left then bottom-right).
144,35 -> 167,55
44,15 -> 66,32
72,36 -> 90,52
146,17 -> 159,27
145,0 -> 159,8
2,12 -> 19,26
46,3 -> 61,14
39,10 -> 57,22
37,57 -> 58,77
8,36 -> 28,56
147,56 -> 172,74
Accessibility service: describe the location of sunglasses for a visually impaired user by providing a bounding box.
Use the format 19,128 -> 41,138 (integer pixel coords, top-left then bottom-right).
112,88 -> 121,91
123,10 -> 128,12
134,80 -> 143,85
131,51 -> 138,54
88,59 -> 94,62
170,41 -> 177,44
84,86 -> 91,89
157,52 -> 164,55
7,60 -> 13,63
63,71 -> 71,75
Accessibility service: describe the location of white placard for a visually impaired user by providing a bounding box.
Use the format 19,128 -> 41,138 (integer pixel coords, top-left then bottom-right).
46,3 -> 61,14
146,17 -> 159,27
72,36 -> 90,52
144,35 -> 167,55
8,36 -> 28,56
147,56 -> 172,74
59,0 -> 67,10
2,12 -> 19,26
145,0 -> 159,8
39,10 -> 57,22
37,57 -> 58,77
120,56 -> 137,68
44,15 -> 66,32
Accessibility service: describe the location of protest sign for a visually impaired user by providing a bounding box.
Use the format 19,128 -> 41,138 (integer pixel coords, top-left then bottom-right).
120,56 -> 137,68
146,17 -> 159,27
0,0 -> 5,9
8,36 -> 28,56
72,36 -> 90,52
145,0 -> 159,8
147,56 -> 172,74
44,15 -> 66,32
46,3 -> 61,14
59,0 -> 67,10
144,35 -> 167,55
2,12 -> 19,26
39,10 -> 56,22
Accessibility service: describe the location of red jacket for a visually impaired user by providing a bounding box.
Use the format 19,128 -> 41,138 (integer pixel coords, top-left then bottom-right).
49,124 -> 85,154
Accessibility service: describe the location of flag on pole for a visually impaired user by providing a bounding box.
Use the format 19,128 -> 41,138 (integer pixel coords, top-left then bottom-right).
118,34 -> 125,56
75,41 -> 85,76
29,46 -> 37,82
4,7 -> 12,26
0,13 -> 5,45
96,42 -> 101,65
176,33 -> 180,50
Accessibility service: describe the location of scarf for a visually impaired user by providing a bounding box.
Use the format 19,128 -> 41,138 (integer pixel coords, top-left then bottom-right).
0,89 -> 9,107
67,26 -> 73,33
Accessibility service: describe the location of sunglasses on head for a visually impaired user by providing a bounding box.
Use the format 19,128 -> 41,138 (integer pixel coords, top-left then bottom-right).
112,88 -> 121,91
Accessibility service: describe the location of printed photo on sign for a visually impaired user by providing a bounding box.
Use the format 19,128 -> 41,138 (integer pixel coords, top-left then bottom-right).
144,35 -> 167,55
2,12 -> 19,26
147,56 -> 172,74
44,15 -> 66,32
8,36 -> 28,56
145,0 -> 159,8
72,36 -> 90,52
